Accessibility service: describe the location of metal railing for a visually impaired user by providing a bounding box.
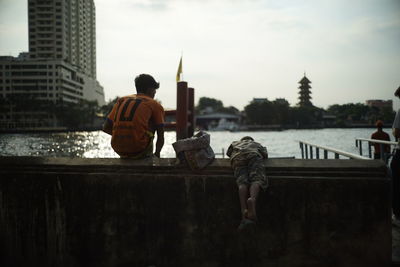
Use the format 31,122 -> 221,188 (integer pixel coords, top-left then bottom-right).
299,140 -> 371,160
355,138 -> 397,162
215,148 -> 225,158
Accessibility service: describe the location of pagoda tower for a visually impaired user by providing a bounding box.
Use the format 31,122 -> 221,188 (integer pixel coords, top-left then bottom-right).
298,74 -> 313,107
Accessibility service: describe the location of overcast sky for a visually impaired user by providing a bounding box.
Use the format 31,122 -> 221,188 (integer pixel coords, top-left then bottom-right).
0,0 -> 399,110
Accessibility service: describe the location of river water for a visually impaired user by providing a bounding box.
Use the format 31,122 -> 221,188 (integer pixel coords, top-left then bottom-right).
0,128 -> 393,159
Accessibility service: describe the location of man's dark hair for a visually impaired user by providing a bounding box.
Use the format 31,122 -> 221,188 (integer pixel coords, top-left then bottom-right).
376,120 -> 384,129
395,86 -> 400,98
135,74 -> 160,93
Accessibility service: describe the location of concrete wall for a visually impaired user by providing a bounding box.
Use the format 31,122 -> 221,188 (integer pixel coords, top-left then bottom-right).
0,157 -> 391,267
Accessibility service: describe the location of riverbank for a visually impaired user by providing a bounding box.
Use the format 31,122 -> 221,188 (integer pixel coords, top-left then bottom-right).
241,124 -> 392,131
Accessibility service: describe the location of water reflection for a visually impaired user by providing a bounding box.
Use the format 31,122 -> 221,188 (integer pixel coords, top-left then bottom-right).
0,128 -> 389,158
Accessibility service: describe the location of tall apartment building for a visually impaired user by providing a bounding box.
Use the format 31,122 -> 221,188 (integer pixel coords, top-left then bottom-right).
28,0 -> 96,78
0,0 -> 105,129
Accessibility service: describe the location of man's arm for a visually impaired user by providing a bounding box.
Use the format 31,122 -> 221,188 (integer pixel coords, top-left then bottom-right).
154,127 -> 164,158
226,144 -> 233,158
259,146 -> 268,159
103,98 -> 121,135
393,128 -> 400,140
102,118 -> 113,135
393,110 -> 400,141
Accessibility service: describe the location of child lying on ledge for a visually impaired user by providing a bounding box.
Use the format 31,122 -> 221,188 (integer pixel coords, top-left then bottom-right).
226,136 -> 268,230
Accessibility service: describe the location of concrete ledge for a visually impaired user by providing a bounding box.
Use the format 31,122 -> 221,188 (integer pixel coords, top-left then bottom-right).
0,157 -> 391,267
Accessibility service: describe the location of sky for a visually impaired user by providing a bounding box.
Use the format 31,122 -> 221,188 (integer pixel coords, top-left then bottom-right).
0,0 -> 399,111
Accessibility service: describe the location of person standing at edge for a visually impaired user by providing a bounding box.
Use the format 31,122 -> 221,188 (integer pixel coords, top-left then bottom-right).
227,136 -> 269,230
392,86 -> 400,223
103,74 -> 165,158
370,120 -> 390,160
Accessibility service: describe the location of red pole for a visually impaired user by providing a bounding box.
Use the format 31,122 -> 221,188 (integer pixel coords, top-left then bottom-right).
188,87 -> 195,137
176,81 -> 188,140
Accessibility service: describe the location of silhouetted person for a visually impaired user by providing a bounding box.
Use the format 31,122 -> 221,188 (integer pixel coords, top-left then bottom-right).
392,86 -> 400,222
370,120 -> 390,160
227,136 -> 268,230
103,74 -> 165,158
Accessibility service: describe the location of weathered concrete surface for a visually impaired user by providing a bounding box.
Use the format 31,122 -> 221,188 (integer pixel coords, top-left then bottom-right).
393,225 -> 400,263
0,157 -> 391,267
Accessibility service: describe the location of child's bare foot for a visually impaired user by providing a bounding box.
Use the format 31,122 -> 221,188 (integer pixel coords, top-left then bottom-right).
247,197 -> 257,221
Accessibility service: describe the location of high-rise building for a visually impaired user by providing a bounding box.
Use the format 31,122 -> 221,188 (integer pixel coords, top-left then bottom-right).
28,0 -> 97,78
0,0 -> 105,130
298,74 -> 312,107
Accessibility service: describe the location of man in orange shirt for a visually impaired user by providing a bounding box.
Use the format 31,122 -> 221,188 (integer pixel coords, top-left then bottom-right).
103,74 -> 165,158
370,120 -> 390,159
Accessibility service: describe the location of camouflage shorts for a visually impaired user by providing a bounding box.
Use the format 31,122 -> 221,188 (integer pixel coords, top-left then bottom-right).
233,156 -> 268,190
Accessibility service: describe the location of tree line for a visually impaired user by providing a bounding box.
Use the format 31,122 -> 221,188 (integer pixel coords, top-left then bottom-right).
0,96 -> 101,129
195,97 -> 396,127
1,94 -> 395,129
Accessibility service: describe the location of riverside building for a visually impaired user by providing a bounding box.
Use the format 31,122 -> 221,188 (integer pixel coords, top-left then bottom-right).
0,0 -> 105,129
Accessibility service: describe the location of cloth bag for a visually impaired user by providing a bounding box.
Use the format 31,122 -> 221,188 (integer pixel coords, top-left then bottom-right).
172,131 -> 215,170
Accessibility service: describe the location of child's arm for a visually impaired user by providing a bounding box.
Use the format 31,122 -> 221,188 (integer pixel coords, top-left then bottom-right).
259,146 -> 268,159
226,144 -> 233,158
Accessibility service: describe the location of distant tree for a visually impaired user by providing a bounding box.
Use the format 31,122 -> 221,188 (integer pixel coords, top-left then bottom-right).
244,98 -> 281,125
220,105 -> 240,115
55,99 -> 99,128
380,106 -> 396,124
327,103 -> 388,124
289,105 -> 323,127
196,97 -> 224,114
273,98 -> 290,124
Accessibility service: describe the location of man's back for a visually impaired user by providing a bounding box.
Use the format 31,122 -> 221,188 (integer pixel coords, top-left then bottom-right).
371,130 -> 390,154
107,94 -> 164,156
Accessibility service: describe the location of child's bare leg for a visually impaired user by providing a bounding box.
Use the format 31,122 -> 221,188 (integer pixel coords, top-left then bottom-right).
247,183 -> 261,221
238,184 -> 249,219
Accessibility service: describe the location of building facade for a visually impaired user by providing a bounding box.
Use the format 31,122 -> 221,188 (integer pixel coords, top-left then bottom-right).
28,0 -> 97,78
365,99 -> 393,111
0,0 -> 105,129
